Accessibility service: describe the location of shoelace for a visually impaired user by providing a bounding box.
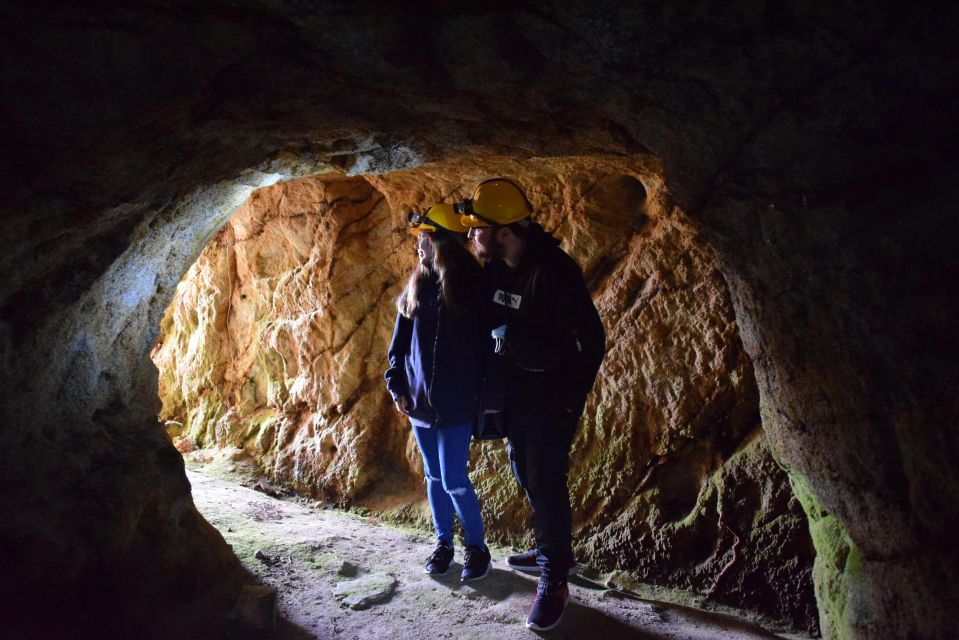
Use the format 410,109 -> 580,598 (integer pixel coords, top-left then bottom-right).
427,545 -> 452,564
537,579 -> 568,597
464,546 -> 485,566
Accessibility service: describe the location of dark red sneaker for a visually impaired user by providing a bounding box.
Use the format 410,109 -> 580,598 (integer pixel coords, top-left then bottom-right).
506,549 -> 578,575
506,548 -> 540,573
526,577 -> 570,631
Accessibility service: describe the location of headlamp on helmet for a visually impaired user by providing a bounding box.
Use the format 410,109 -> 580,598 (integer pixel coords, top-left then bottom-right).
406,210 -> 428,226
453,199 -> 499,227
406,203 -> 470,240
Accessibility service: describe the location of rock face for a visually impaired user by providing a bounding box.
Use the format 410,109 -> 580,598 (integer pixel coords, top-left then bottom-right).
154,174 -> 403,502
152,157 -> 817,630
2,3 -> 957,638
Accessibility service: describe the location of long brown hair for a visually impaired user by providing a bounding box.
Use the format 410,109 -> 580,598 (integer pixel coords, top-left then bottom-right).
397,232 -> 481,318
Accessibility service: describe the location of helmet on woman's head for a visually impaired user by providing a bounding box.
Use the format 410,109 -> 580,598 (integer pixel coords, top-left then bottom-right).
408,203 -> 471,240
455,178 -> 533,228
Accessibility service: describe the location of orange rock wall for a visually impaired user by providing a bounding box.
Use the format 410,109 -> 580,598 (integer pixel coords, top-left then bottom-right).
153,156 -> 816,629
155,175 -> 408,501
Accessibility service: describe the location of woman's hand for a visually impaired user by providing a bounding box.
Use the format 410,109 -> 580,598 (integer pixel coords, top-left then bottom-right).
395,396 -> 411,416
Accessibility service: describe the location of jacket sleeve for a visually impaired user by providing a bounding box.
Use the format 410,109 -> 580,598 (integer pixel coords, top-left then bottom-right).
476,275 -> 506,411
547,255 -> 606,414
384,311 -> 412,402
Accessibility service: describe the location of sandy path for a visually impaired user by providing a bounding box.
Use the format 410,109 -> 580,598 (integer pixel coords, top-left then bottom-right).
188,469 -> 802,640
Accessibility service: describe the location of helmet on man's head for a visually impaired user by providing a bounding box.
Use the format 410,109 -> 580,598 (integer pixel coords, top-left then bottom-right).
408,203 -> 471,238
454,178 -> 533,228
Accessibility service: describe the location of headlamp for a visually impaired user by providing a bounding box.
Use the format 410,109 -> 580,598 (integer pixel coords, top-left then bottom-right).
454,199 -> 500,227
452,200 -> 472,217
406,210 -> 468,242
407,211 -> 442,229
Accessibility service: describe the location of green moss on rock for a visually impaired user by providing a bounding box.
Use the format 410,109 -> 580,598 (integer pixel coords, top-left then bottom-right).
788,469 -> 855,640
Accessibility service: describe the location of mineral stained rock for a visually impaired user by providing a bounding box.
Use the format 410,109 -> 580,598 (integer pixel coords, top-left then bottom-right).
152,156 -> 817,630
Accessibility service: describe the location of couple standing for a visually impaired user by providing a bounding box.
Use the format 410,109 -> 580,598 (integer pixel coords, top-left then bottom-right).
384,178 -> 606,631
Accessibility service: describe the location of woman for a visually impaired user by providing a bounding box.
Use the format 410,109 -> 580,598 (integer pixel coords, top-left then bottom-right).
384,203 -> 497,581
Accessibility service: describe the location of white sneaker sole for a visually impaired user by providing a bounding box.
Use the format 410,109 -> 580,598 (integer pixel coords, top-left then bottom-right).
506,562 -> 579,576
506,562 -> 540,573
526,597 -> 570,631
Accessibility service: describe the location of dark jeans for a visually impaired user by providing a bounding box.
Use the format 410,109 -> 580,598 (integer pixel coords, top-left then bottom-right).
505,396 -> 581,580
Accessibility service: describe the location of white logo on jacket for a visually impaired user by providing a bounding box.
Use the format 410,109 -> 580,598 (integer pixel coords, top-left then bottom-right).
493,289 -> 522,310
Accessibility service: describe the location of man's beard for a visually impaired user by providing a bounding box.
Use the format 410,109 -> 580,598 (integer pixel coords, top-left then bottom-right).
474,235 -> 505,263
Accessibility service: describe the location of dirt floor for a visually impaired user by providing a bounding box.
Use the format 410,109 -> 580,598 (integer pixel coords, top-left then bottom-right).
185,452 -> 812,640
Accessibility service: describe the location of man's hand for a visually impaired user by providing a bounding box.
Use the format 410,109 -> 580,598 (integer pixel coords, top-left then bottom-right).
395,396 -> 411,416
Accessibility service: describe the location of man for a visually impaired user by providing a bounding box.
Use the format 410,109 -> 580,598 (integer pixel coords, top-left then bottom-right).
456,179 -> 606,631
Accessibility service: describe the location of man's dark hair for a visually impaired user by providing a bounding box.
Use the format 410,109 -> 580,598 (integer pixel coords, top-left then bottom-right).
505,220 -> 531,240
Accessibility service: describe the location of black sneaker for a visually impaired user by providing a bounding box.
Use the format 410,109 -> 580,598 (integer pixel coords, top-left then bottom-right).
460,544 -> 491,582
424,542 -> 454,575
506,549 -> 578,575
526,576 -> 570,631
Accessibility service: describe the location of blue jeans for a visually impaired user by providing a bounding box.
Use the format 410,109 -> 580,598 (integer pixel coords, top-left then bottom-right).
411,419 -> 485,548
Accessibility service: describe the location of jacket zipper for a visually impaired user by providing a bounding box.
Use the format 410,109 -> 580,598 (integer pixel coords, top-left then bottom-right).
427,302 -> 441,426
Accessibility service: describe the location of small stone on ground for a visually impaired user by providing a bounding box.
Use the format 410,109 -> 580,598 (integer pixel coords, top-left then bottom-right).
332,574 -> 397,610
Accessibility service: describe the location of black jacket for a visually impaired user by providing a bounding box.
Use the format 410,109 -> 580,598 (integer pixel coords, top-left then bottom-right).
483,224 -> 606,415
385,272 -> 503,427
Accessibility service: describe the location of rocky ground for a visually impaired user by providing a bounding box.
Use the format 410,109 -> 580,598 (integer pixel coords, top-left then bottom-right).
186,454 -> 811,639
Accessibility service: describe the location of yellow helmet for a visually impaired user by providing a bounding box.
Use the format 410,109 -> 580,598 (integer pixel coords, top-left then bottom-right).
454,178 -> 533,228
408,203 -> 471,236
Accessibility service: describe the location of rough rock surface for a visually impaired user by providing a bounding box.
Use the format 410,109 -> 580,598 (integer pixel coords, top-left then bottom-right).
1,3 -> 957,638
152,158 -> 816,630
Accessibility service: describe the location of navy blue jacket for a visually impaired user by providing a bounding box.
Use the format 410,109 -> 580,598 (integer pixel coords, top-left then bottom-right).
385,273 -> 503,428
483,224 -> 606,415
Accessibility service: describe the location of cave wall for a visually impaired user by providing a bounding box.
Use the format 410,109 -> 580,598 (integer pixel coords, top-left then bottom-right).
155,173 -> 407,499
2,2 -> 957,638
701,166 -> 959,639
0,171 -> 292,636
152,156 -> 816,628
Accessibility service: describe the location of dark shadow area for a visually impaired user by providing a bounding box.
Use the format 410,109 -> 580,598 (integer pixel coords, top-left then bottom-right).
568,575 -> 785,639
273,618 -> 318,640
553,602 -> 667,640
471,568 -> 540,599
435,565 -> 786,639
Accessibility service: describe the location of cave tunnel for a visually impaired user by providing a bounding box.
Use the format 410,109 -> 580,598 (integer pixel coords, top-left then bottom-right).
154,157 -> 817,636
1,3 -> 957,640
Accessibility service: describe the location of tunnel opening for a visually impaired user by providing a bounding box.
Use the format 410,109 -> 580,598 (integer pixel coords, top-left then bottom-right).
150,155 -> 819,636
